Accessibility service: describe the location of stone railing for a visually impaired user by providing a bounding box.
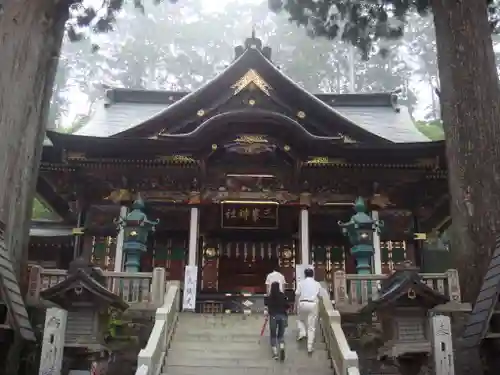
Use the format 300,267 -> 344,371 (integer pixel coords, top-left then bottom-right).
135,281 -> 181,375
332,269 -> 461,311
26,266 -> 168,309
318,282 -> 360,375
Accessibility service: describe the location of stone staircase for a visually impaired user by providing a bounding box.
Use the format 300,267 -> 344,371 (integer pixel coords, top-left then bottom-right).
163,313 -> 333,375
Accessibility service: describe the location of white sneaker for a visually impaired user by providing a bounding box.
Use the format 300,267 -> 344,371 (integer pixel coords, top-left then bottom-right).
271,346 -> 278,359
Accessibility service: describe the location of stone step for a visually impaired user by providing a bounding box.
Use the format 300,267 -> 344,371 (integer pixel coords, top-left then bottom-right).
171,340 -> 328,351
167,347 -> 330,361
165,356 -> 331,368
162,365 -> 333,375
176,316 -> 281,329
175,327 -> 323,341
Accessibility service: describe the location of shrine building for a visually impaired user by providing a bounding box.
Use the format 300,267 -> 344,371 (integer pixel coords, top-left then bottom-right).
29,34 -> 450,297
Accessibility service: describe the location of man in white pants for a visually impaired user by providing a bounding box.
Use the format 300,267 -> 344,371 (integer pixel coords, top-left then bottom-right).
295,268 -> 321,354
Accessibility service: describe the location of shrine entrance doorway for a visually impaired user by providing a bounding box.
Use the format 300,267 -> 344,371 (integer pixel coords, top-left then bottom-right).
199,203 -> 299,294
201,230 -> 297,294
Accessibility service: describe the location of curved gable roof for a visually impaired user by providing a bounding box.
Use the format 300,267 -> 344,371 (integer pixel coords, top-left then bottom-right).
106,46 -> 422,143
72,39 -> 429,143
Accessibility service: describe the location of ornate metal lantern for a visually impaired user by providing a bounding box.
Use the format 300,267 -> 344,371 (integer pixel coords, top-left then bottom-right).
338,197 -> 383,274
115,197 -> 159,272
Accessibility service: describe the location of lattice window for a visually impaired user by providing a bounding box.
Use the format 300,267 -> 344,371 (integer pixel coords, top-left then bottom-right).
381,241 -> 407,272
396,316 -> 426,341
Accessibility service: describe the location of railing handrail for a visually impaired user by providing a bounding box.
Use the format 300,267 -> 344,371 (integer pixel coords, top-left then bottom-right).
318,282 -> 360,375
334,269 -> 461,305
37,268 -> 154,279
135,281 -> 180,375
27,265 -> 167,307
345,271 -> 448,280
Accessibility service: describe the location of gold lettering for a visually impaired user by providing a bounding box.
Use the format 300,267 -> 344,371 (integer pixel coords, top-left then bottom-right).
252,208 -> 260,222
238,208 -> 250,221
225,209 -> 237,219
262,207 -> 275,219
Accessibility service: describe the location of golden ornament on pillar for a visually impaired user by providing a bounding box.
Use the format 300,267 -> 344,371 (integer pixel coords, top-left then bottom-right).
105,189 -> 132,204
282,248 -> 292,260
204,247 -> 217,259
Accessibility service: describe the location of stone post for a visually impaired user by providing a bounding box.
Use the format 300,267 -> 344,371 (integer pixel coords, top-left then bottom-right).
26,265 -> 42,305
38,307 -> 67,375
333,270 -> 347,305
430,314 -> 455,375
446,269 -> 461,302
151,267 -> 166,307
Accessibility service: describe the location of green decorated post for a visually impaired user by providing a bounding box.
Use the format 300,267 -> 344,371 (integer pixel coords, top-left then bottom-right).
115,197 -> 159,272
338,197 -> 383,275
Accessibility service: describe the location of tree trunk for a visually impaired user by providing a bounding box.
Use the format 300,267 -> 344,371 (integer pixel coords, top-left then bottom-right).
0,0 -> 67,271
432,0 -> 500,303
0,0 -> 68,372
432,0 -> 500,373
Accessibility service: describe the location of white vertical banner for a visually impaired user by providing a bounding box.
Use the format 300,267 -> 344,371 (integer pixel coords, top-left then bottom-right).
295,264 -> 315,289
182,265 -> 198,311
188,207 -> 199,266
39,307 -> 68,375
371,210 -> 382,275
430,314 -> 455,375
299,209 -> 310,264
114,206 -> 128,272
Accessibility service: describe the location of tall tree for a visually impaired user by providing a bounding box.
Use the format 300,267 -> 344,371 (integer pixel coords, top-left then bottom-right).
269,0 -> 500,373
270,0 -> 500,297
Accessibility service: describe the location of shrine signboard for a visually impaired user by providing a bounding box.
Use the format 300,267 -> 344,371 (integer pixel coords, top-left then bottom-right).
221,202 -> 278,229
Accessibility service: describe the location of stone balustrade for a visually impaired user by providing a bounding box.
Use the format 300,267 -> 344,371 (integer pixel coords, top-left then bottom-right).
136,281 -> 181,375
332,269 -> 462,312
318,282 -> 360,375
26,265 -> 167,309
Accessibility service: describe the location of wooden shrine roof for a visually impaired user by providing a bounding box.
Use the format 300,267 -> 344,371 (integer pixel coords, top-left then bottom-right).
45,128 -> 445,162
66,36 -> 428,143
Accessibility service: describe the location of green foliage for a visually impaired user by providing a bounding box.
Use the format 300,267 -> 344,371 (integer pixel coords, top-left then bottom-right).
268,0 -> 500,59
31,198 -> 57,221
67,0 -> 178,42
415,119 -> 444,140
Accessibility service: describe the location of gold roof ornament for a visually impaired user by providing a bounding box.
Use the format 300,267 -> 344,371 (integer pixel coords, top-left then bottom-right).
338,134 -> 356,143
231,69 -> 271,96
370,193 -> 392,208
305,157 -> 330,165
105,189 -> 133,204
234,135 -> 268,144
157,155 -> 196,163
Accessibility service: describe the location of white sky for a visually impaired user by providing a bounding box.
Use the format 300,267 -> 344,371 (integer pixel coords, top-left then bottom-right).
201,0 -> 261,12
62,0 -> 432,128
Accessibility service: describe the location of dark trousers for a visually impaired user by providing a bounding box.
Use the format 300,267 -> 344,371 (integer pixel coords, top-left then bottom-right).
269,314 -> 287,347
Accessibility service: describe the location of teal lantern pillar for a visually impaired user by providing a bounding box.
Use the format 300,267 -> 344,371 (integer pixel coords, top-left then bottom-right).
338,197 -> 383,275
115,197 -> 159,273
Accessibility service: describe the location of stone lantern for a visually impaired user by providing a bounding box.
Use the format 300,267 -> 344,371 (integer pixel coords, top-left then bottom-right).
115,197 -> 159,272
338,197 -> 383,275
